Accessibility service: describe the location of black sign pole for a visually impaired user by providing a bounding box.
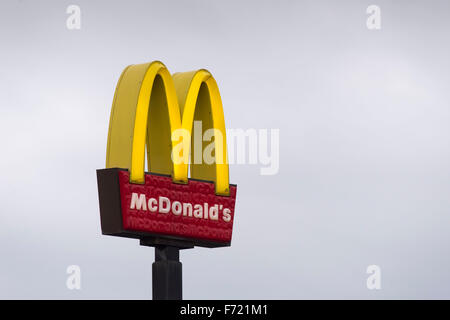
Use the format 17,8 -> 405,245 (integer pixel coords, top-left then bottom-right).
152,246 -> 182,300
140,238 -> 193,300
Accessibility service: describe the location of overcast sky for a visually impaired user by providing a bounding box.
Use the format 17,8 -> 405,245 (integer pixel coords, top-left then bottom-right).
1,0 -> 450,299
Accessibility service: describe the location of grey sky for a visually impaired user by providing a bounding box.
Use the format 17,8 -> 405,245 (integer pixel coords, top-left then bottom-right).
0,0 -> 450,299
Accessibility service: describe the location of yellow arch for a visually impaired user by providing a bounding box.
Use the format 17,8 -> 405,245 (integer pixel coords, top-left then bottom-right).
106,61 -> 230,196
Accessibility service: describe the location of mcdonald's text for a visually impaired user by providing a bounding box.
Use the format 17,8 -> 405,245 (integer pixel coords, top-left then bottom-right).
130,193 -> 233,222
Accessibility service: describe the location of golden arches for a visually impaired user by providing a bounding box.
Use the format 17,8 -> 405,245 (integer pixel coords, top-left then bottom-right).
106,61 -> 229,196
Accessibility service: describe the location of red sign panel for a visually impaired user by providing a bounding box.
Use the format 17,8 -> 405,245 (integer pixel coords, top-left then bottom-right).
97,168 -> 237,247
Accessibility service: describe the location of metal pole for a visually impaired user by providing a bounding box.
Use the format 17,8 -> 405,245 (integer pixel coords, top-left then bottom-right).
152,245 -> 182,300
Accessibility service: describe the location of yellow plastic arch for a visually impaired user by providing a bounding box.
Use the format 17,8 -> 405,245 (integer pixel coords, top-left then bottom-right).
106,61 -> 230,196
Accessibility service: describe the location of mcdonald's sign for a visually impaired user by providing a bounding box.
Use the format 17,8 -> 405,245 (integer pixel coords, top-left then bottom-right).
97,61 -> 237,247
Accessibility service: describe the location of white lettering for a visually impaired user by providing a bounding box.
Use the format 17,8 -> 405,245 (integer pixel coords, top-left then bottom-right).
148,198 -> 157,212
159,196 -> 170,213
172,201 -> 182,215
130,193 -> 147,211
223,208 -> 231,222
